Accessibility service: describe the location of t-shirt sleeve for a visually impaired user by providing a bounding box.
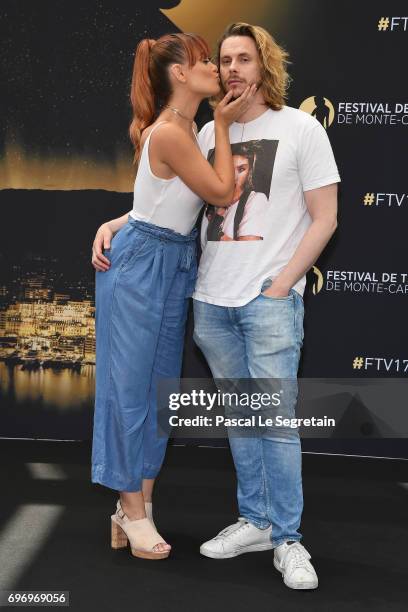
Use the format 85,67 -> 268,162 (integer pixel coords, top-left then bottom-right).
297,121 -> 341,192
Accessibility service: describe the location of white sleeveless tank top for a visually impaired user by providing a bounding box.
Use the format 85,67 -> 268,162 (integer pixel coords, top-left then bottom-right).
129,121 -> 203,235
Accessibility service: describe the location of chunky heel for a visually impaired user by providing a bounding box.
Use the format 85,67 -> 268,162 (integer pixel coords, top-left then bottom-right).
111,517 -> 128,549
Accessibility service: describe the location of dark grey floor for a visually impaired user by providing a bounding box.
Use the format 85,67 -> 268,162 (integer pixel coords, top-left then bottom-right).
0,440 -> 407,611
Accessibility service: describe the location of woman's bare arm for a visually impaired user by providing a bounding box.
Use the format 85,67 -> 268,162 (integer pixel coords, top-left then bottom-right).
91,211 -> 131,272
106,212 -> 129,234
151,85 -> 257,206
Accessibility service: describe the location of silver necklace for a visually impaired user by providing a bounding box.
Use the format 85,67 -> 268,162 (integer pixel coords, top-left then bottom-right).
240,122 -> 245,142
164,105 -> 194,123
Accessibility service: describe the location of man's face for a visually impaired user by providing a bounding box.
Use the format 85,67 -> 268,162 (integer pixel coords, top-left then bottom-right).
219,36 -> 262,98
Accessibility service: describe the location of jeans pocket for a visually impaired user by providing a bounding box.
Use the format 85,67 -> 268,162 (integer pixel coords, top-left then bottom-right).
259,291 -> 294,301
259,278 -> 294,300
120,233 -> 151,272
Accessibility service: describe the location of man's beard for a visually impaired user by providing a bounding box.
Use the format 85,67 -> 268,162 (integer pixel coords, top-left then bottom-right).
223,79 -> 260,98
223,84 -> 247,99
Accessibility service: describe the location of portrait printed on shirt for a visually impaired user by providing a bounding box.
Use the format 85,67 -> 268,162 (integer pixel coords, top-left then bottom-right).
205,139 -> 279,242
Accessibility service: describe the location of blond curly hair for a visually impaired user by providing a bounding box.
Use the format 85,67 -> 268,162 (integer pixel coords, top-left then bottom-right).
210,22 -> 292,111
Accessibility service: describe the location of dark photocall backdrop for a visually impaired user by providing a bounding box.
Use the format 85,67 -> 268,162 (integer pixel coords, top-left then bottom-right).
0,1 -> 407,458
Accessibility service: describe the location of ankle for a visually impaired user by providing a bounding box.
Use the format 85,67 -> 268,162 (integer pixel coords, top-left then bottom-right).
120,502 -> 146,521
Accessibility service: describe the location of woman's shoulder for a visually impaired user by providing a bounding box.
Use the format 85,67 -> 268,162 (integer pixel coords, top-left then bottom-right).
145,120 -> 196,147
141,120 -> 172,144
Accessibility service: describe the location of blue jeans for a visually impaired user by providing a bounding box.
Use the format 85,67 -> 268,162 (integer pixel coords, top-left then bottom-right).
91,215 -> 197,492
193,283 -> 304,548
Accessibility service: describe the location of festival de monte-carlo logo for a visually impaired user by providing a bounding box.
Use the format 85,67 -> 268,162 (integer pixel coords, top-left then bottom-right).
311,266 -> 324,295
310,266 -> 408,295
299,96 -> 408,127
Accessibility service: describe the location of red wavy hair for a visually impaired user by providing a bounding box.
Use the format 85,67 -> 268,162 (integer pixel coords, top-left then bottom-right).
129,33 -> 210,165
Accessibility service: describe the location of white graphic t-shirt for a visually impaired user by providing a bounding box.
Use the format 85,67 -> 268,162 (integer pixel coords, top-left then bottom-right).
220,191 -> 268,239
193,106 -> 341,306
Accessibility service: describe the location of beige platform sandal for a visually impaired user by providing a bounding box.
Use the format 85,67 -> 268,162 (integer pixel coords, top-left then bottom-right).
114,499 -> 156,529
144,501 -> 156,530
111,499 -> 170,560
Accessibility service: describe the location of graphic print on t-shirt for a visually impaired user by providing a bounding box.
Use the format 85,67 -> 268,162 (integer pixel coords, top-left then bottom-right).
205,139 -> 278,241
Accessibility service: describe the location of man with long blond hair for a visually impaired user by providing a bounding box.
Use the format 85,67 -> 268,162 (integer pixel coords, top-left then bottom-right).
193,23 -> 341,590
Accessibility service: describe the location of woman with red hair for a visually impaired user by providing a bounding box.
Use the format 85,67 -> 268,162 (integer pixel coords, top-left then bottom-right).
91,32 -> 256,561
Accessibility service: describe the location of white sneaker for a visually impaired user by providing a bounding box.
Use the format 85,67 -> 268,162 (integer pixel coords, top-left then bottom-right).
200,517 -> 273,559
273,541 -> 318,589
